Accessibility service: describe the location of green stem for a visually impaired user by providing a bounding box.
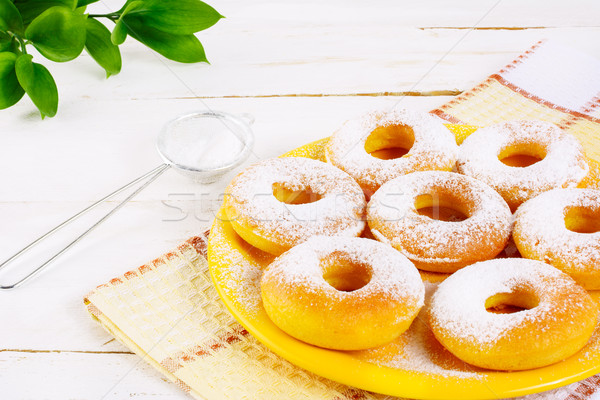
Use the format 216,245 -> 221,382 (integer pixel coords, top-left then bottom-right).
16,36 -> 26,54
8,31 -> 27,55
88,13 -> 120,21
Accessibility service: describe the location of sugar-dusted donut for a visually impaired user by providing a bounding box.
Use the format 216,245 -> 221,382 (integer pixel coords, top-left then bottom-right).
513,188 -> 600,290
428,258 -> 598,371
260,236 -> 425,350
457,120 -> 588,211
368,171 -> 512,273
324,109 -> 458,197
223,157 -> 366,255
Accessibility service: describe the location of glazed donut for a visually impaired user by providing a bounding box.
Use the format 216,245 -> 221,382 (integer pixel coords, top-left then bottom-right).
428,258 -> 598,371
368,171 -> 512,273
457,120 -> 588,211
260,236 -> 425,350
513,188 -> 600,290
325,109 -> 458,196
223,157 -> 366,255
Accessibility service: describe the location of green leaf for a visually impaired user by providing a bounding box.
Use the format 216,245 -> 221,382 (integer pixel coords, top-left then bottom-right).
13,0 -> 76,25
76,0 -> 97,7
0,0 -> 23,33
124,16 -> 207,63
110,1 -> 141,45
111,18 -> 127,45
0,38 -> 10,52
15,54 -> 58,117
126,0 -> 223,35
0,51 -> 24,109
0,31 -> 10,50
0,35 -> 19,53
85,18 -> 121,77
25,6 -> 87,62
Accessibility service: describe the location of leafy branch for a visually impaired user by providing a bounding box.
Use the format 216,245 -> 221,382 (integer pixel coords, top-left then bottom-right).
0,0 -> 223,118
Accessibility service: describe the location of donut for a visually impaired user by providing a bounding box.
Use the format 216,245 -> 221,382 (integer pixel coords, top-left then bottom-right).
368,171 -> 512,273
223,157 -> 366,255
260,236 -> 425,350
324,109 -> 458,197
513,188 -> 600,289
428,258 -> 598,371
456,120 -> 588,211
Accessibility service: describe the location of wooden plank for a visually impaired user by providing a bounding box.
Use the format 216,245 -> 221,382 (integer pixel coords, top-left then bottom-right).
1,1 -> 598,106
0,350 -> 186,399
1,1 -> 597,115
96,0 -> 600,29
6,0 -> 598,103
28,27 -> 598,102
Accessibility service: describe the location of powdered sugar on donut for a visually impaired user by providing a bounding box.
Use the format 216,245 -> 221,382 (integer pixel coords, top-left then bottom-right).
325,109 -> 458,194
226,157 -> 366,248
457,120 -> 588,209
260,236 -> 425,350
429,259 -> 588,345
265,236 -> 424,307
513,188 -> 600,268
368,171 -> 512,268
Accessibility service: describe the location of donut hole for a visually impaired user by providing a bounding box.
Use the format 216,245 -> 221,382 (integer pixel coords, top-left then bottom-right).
414,193 -> 469,222
498,143 -> 547,167
564,206 -> 600,234
321,253 -> 372,292
272,182 -> 323,205
364,124 -> 415,160
485,291 -> 539,314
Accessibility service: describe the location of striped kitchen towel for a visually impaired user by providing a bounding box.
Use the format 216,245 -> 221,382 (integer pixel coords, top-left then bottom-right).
85,40 -> 600,399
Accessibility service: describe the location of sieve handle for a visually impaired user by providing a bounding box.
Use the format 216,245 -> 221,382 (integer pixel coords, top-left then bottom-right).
0,163 -> 170,290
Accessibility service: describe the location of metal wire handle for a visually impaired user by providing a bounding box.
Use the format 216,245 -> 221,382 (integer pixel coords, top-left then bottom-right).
0,163 -> 171,290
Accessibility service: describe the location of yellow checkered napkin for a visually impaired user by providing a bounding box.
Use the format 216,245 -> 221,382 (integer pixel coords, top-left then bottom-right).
85,40 -> 600,399
85,236 -> 384,399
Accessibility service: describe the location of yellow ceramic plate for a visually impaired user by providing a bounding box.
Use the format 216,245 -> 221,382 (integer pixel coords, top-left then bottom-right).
208,125 -> 600,399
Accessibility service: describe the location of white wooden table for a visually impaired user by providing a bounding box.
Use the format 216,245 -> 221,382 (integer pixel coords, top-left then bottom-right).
1,1 -> 599,398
